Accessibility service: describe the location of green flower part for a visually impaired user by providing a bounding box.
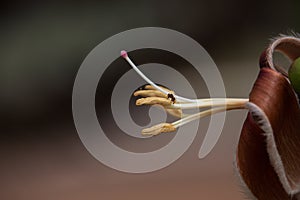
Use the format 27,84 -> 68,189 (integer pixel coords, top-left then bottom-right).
289,57 -> 300,94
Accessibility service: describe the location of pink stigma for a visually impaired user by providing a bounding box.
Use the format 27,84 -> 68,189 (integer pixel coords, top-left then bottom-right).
120,50 -> 128,58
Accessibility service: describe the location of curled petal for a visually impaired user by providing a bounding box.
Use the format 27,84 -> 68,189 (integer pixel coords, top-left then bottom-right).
260,35 -> 300,77
237,67 -> 300,199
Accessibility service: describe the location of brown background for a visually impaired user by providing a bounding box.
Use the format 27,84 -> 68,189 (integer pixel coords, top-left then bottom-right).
1,0 -> 299,199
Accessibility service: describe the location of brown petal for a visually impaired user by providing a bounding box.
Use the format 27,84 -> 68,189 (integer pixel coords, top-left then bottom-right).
237,67 -> 300,199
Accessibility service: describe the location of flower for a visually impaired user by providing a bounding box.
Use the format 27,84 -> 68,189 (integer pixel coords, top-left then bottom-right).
237,36 -> 300,200
121,35 -> 300,199
121,50 -> 249,136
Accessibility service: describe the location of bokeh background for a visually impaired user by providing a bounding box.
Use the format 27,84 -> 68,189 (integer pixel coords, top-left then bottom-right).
1,0 -> 299,199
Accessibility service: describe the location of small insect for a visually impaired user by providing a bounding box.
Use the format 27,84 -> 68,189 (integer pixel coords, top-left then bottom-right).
167,93 -> 176,103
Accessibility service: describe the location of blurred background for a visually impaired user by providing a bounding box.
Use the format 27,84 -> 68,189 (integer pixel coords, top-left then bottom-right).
1,0 -> 299,199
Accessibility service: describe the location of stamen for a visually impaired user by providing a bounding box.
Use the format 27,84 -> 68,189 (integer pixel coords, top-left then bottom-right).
144,85 -> 172,92
136,97 -> 172,106
140,104 -> 246,136
141,123 -> 176,136
121,51 -> 249,136
165,107 -> 184,118
133,84 -> 248,110
172,104 -> 246,128
169,98 -> 249,109
133,90 -> 168,98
